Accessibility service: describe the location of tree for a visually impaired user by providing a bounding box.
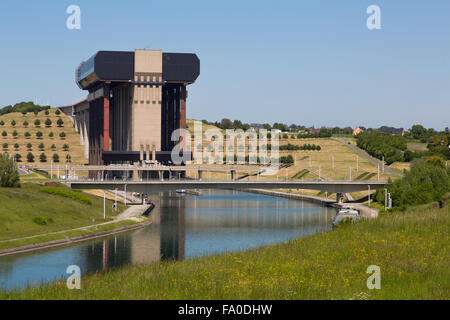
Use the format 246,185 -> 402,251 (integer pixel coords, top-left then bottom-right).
1,131 -> 7,138
26,152 -> 34,163
34,110 -> 39,116
26,143 -> 32,150
66,154 -> 71,163
14,143 -> 19,150
53,153 -> 60,162
2,143 -> 8,149
63,144 -> 69,151
22,111 -> 27,116
0,153 -> 20,187
49,132 -> 54,138
45,118 -> 52,127
51,144 -> 56,150
12,130 -> 18,138
426,156 -> 446,169
36,131 -> 43,139
55,109 -> 61,115
23,120 -> 29,127
59,132 -> 66,139
24,131 -> 31,139
38,143 -> 45,150
0,121 -> 4,126
45,110 -> 49,115
14,153 -> 21,162
11,120 -> 16,127
39,153 -> 47,162
220,118 -> 232,129
57,118 -> 64,127
34,119 -> 41,127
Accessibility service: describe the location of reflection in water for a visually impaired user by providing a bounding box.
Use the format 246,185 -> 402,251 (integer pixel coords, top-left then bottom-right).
0,190 -> 336,290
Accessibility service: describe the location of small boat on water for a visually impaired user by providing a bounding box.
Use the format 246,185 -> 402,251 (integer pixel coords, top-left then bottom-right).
176,189 -> 187,194
333,206 -> 360,226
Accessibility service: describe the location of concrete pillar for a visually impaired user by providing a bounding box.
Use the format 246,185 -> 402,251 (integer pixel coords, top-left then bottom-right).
103,86 -> 110,151
336,193 -> 344,204
140,144 -> 144,162
198,170 -> 202,180
231,170 -> 236,181
146,144 -> 150,161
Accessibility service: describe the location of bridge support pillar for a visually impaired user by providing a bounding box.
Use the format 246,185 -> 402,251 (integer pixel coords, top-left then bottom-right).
336,192 -> 344,204
231,170 -> 236,181
198,170 -> 202,181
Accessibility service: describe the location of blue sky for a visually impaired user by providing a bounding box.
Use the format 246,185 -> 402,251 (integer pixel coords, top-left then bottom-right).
0,0 -> 449,130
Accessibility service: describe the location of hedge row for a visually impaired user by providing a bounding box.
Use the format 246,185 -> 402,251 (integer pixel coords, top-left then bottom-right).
40,187 -> 92,205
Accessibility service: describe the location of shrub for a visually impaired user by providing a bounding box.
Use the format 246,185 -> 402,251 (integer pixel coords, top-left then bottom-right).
39,153 -> 47,162
14,143 -> 19,150
53,153 -> 59,162
40,187 -> 92,205
32,216 -> 54,225
45,110 -> 49,115
59,132 -> 66,139
34,110 -> 39,116
0,153 -> 20,187
26,143 -> 32,150
24,132 -> 31,138
63,144 -> 69,151
45,118 -> 52,127
36,131 -> 43,139
14,154 -> 21,162
11,120 -> 16,127
23,120 -> 29,127
51,144 -> 56,150
375,159 -> 449,209
49,132 -> 54,138
12,130 -> 18,138
38,142 -> 45,150
27,152 -> 34,162
57,118 -> 64,127
0,121 -> 4,126
22,111 -> 27,116
34,119 -> 41,127
2,143 -> 8,149
2,131 -> 7,137
55,109 -> 61,115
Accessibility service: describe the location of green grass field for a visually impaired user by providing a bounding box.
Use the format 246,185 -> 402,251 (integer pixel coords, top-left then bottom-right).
0,183 -> 125,246
2,201 -> 448,300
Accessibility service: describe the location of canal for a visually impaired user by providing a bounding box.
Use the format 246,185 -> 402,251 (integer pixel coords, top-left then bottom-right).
0,189 -> 337,291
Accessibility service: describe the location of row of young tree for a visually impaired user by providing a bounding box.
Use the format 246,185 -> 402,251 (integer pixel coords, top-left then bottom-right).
12,152 -> 69,163
3,143 -> 69,151
0,118 -> 64,127
1,131 -> 66,139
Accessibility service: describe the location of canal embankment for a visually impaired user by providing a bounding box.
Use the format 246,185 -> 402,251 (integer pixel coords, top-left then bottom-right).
244,189 -> 378,219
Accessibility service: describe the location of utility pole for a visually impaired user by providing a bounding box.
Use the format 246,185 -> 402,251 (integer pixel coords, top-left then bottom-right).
103,191 -> 106,220
382,156 -> 385,174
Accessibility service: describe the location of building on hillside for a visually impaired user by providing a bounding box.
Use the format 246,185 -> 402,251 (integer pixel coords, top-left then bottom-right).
353,126 -> 367,136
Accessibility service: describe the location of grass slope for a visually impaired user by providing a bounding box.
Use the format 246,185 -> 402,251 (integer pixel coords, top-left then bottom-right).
0,183 -> 125,243
0,109 -> 87,165
2,203 -> 448,299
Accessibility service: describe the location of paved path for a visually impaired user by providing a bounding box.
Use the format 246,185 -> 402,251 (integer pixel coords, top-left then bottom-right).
333,138 -> 402,177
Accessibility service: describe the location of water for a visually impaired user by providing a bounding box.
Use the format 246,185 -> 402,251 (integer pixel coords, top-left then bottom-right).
0,189 -> 337,291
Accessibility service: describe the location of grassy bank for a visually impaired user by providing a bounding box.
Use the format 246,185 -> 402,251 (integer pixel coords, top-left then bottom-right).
2,202 -> 448,299
0,183 -> 126,249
